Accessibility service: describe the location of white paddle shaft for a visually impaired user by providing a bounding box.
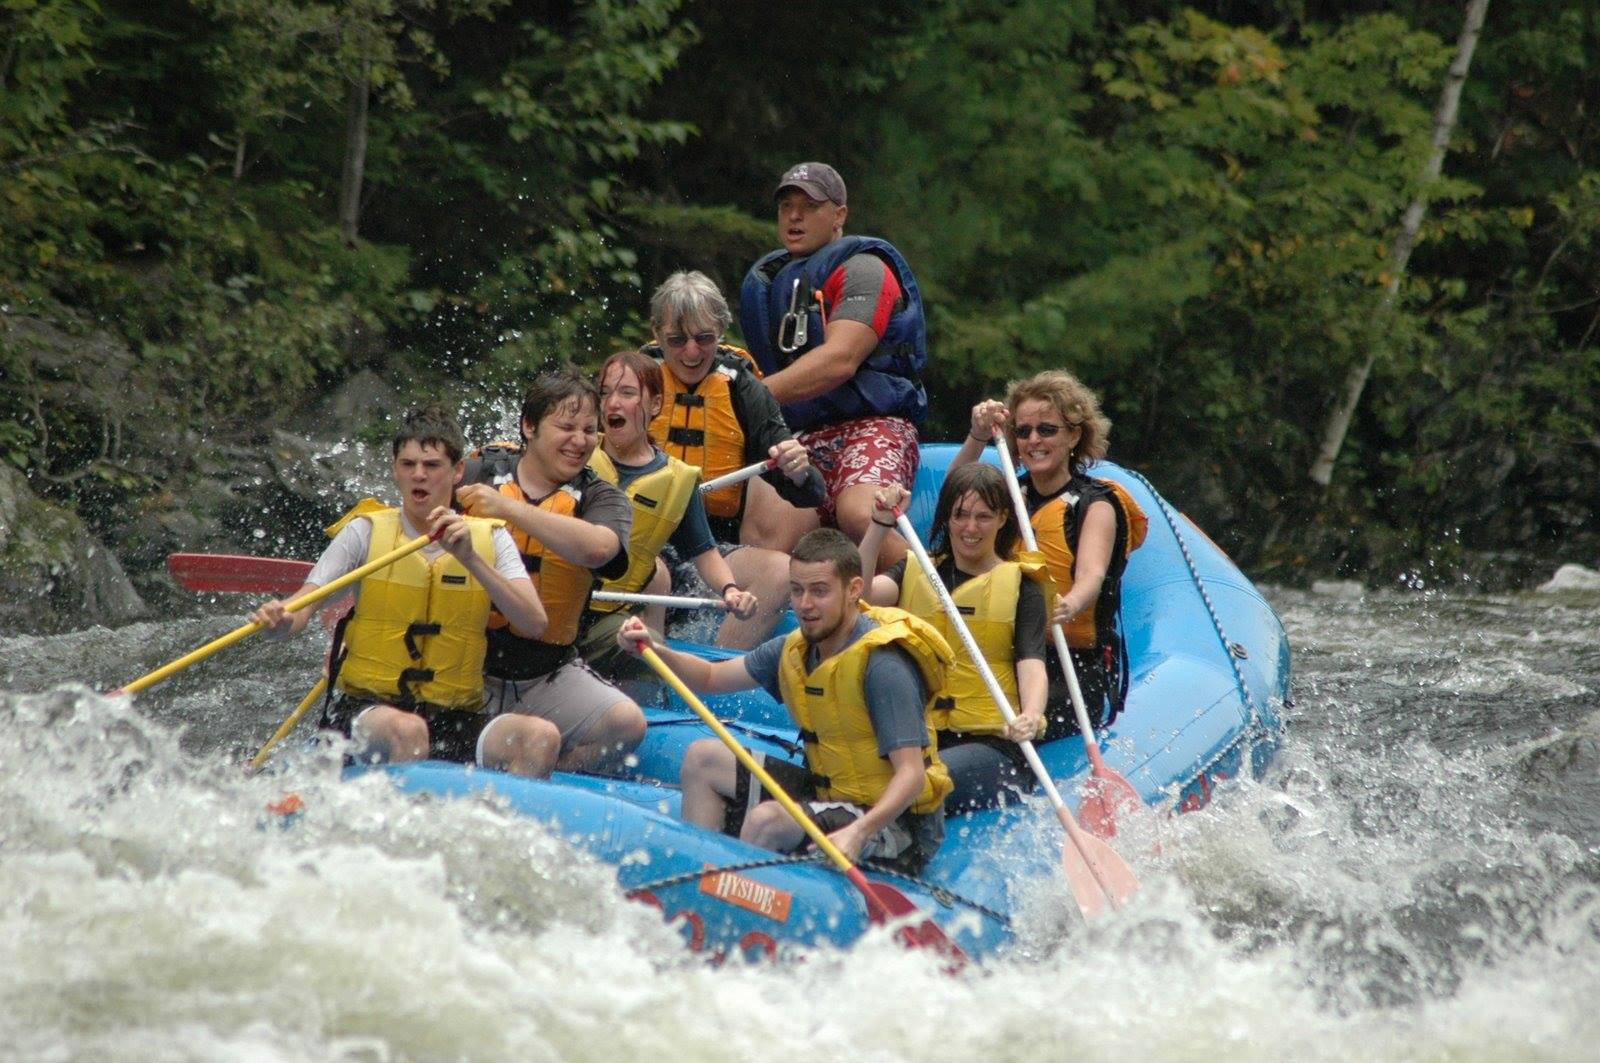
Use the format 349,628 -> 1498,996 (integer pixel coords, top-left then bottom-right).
895,512 -> 1118,907
992,440 -> 1104,748
591,590 -> 728,610
698,459 -> 774,493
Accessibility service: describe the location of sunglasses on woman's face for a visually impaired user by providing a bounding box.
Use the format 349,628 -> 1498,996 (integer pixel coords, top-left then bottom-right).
1013,420 -> 1081,440
663,331 -> 719,349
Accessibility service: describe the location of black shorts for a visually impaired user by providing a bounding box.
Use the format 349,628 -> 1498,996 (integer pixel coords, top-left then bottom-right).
320,693 -> 490,765
1042,646 -> 1114,743
727,753 -> 937,874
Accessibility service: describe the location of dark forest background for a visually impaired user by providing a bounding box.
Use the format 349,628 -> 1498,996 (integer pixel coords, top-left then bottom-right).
5,0 -> 1597,583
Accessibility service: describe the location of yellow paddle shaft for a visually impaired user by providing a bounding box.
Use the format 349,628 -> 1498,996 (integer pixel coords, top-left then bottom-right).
120,533 -> 433,696
640,646 -> 858,875
248,677 -> 328,773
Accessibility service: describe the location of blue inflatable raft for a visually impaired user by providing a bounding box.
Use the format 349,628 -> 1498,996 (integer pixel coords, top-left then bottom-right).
358,444 -> 1290,962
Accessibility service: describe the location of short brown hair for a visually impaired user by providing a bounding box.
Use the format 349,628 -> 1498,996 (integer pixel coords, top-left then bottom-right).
519,366 -> 599,441
393,404 -> 465,463
790,528 -> 862,584
598,349 -> 664,402
1004,370 -> 1111,475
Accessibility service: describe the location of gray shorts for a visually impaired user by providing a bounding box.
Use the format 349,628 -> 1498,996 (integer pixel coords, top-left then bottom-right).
485,658 -> 627,751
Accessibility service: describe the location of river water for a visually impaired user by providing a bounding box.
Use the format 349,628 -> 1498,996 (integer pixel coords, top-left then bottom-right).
2,578 -> 1598,1061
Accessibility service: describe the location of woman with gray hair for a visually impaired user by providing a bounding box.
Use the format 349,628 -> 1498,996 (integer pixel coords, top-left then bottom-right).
641,270 -> 826,647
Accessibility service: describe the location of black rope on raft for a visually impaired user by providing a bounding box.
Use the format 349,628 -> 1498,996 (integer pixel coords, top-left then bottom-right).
859,859 -> 1014,927
624,852 -> 827,896
625,852 -> 1013,928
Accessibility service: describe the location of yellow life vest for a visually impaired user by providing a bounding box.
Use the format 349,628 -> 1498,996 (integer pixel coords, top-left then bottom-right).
473,475 -> 595,647
899,557 -> 1045,736
335,507 -> 495,711
1032,477 -> 1147,648
586,447 -> 700,612
649,346 -> 757,519
778,604 -> 954,815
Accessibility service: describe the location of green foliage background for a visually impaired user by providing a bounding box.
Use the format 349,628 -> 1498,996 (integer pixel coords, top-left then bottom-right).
3,0 -> 1597,579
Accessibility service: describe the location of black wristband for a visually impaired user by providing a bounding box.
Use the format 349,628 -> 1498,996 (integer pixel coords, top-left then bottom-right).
967,430 -> 991,443
720,581 -> 740,595
872,518 -> 895,528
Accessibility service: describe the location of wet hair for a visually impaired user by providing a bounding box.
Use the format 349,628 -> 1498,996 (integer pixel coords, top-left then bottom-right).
649,270 -> 733,336
790,528 -> 862,585
393,404 -> 465,464
598,349 -> 664,402
1003,370 -> 1111,475
927,463 -> 1022,562
519,366 -> 600,442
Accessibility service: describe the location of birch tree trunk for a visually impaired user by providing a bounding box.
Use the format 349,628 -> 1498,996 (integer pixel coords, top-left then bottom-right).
1307,0 -> 1491,486
338,54 -> 371,248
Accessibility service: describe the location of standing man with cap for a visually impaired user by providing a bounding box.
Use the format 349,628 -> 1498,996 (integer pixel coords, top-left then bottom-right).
739,162 -> 928,570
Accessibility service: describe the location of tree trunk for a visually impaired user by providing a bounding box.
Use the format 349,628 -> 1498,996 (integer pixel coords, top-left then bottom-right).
1307,0 -> 1490,487
339,55 -> 371,248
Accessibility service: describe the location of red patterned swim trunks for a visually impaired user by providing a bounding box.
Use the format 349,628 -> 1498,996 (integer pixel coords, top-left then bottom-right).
797,416 -> 921,525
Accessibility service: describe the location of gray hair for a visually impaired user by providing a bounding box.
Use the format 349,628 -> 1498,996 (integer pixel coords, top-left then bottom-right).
649,270 -> 733,334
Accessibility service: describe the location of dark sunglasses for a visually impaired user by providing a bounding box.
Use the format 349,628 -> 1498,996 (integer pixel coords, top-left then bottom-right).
1013,421 -> 1081,440
663,331 -> 718,349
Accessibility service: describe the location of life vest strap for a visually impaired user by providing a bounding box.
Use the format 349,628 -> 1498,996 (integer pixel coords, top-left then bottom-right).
668,426 -> 706,447
404,621 -> 442,660
674,392 -> 705,408
397,666 -> 435,707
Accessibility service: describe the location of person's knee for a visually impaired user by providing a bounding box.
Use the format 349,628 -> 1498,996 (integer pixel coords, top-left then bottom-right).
682,738 -> 729,785
740,802 -> 796,850
482,714 -> 559,777
358,707 -> 428,762
599,698 -> 646,752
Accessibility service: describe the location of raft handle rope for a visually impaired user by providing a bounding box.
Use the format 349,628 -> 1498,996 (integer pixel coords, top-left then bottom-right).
1121,468 -> 1265,741
624,853 -> 1013,928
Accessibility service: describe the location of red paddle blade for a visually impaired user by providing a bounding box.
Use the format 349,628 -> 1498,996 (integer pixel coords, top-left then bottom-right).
862,881 -> 968,968
1060,822 -> 1141,919
168,554 -> 314,595
1077,771 -> 1144,839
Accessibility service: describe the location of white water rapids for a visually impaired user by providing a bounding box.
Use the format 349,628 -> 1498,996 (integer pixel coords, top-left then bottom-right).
2,582 -> 1598,1060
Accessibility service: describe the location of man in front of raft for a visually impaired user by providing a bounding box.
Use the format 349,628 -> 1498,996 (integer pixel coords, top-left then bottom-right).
739,162 -> 928,571
249,405 -> 560,776
617,528 -> 954,873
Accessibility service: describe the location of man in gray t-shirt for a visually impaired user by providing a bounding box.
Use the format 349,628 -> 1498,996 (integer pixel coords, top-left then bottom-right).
618,528 -> 948,873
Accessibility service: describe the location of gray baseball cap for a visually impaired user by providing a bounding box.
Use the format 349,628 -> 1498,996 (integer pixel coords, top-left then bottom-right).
775,162 -> 847,205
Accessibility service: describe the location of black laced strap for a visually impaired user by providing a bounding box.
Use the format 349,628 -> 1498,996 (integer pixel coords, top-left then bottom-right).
404,621 -> 441,660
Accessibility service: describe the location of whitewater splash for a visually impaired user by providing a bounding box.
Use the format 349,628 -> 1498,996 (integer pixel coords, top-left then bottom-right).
4,582 -> 1600,1060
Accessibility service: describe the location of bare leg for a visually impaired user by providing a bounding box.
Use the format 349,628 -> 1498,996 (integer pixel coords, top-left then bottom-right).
479,714 -> 561,778
717,546 -> 792,649
740,474 -> 820,552
352,705 -> 430,763
835,481 -> 906,572
557,697 -> 647,772
679,738 -> 739,832
741,799 -> 808,851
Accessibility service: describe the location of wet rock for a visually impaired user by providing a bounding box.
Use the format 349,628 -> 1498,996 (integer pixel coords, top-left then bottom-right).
0,465 -> 147,633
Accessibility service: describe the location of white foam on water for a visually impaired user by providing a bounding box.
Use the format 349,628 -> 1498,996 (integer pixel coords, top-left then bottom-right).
1536,563 -> 1600,593
4,631 -> 1600,1062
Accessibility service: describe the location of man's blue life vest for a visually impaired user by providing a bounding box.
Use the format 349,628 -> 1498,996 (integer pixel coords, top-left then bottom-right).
739,235 -> 928,431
